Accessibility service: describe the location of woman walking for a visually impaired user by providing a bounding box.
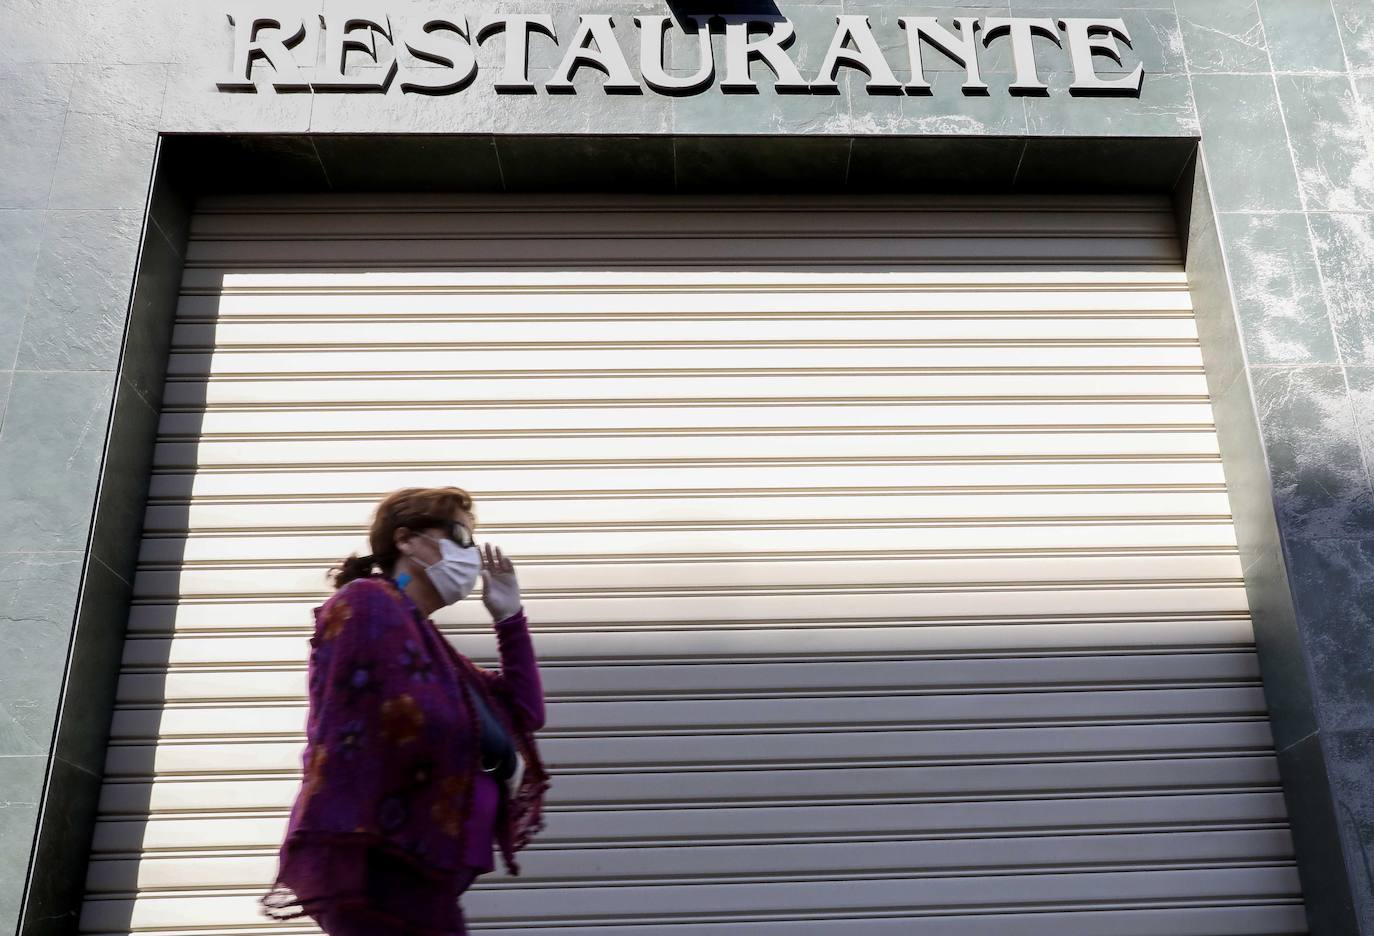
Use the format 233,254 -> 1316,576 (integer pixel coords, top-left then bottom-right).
261,486 -> 550,935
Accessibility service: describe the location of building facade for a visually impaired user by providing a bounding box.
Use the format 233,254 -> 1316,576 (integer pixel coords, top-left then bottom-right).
2,1 -> 1374,933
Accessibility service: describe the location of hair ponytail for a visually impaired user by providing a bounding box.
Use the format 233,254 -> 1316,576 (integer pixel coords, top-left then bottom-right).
330,553 -> 378,589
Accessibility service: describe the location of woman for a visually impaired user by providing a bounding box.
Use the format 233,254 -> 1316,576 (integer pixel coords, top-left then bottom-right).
260,486 -> 551,935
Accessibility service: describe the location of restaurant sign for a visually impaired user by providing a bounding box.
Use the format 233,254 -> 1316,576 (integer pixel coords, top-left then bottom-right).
218,8 -> 1146,97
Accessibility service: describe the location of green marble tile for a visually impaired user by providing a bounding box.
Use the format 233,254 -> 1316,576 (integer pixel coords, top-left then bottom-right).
5,0 -> 192,64
1355,77 -> 1374,163
1218,211 -> 1340,364
1176,0 -> 1271,73
1024,70 -> 1195,136
1284,538 -> 1374,733
717,6 -> 855,76
0,372 -> 11,429
1332,0 -> 1374,75
160,61 -> 313,135
0,553 -> 84,757
0,755 -> 45,935
1257,0 -> 1347,72
1350,367 -> 1374,482
526,1 -> 666,77
0,370 -> 115,553
1251,364 -> 1374,539
47,65 -> 165,211
1318,726 -> 1374,922
1012,0 -> 1173,8
1308,212 -> 1374,365
1276,74 -> 1374,211
841,69 -> 907,133
1015,7 -> 1185,76
1193,74 -> 1302,210
1274,731 -> 1362,932
672,69 -> 846,135
0,64 -> 75,209
838,4 -> 1015,81
13,210 -> 144,372
884,69 -> 1028,135
0,211 -> 45,372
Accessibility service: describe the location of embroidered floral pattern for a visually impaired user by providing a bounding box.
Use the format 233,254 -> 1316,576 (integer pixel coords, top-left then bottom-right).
332,659 -> 382,715
377,793 -> 409,834
380,693 -> 425,746
398,639 -> 436,682
431,773 -> 471,838
319,597 -> 352,641
334,718 -> 365,760
299,744 -> 327,810
406,756 -> 438,791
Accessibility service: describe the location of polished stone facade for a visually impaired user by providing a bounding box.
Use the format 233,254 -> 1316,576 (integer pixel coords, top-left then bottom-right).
2,0 -> 1373,932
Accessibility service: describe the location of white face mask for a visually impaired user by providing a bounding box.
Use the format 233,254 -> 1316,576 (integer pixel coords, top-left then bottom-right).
421,535 -> 481,607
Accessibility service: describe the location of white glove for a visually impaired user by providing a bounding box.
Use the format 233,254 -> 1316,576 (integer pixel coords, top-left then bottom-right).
479,542 -> 524,622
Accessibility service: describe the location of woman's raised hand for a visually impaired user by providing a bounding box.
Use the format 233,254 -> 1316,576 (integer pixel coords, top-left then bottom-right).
479,542 -> 524,623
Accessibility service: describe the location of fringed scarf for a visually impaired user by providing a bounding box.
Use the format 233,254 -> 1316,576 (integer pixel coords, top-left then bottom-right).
261,575 -> 549,922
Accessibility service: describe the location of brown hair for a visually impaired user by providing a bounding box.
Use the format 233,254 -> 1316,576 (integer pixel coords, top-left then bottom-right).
330,486 -> 478,589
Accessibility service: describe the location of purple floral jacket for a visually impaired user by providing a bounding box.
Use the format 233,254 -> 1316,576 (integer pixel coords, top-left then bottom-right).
261,575 -> 550,921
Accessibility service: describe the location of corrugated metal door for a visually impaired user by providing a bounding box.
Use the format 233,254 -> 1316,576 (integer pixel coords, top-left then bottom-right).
81,194 -> 1307,935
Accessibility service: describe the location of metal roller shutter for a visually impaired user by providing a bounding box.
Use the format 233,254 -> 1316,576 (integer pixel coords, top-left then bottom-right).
80,194 -> 1306,934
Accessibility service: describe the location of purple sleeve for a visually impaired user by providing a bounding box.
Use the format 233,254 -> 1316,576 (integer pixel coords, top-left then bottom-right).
483,607 -> 546,732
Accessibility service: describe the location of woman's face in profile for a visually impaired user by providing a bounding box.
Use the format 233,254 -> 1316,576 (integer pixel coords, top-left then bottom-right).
401,508 -> 477,570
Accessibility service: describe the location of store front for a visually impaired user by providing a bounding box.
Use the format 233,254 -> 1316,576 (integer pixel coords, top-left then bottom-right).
82,191 -> 1301,933
5,5 -> 1373,936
